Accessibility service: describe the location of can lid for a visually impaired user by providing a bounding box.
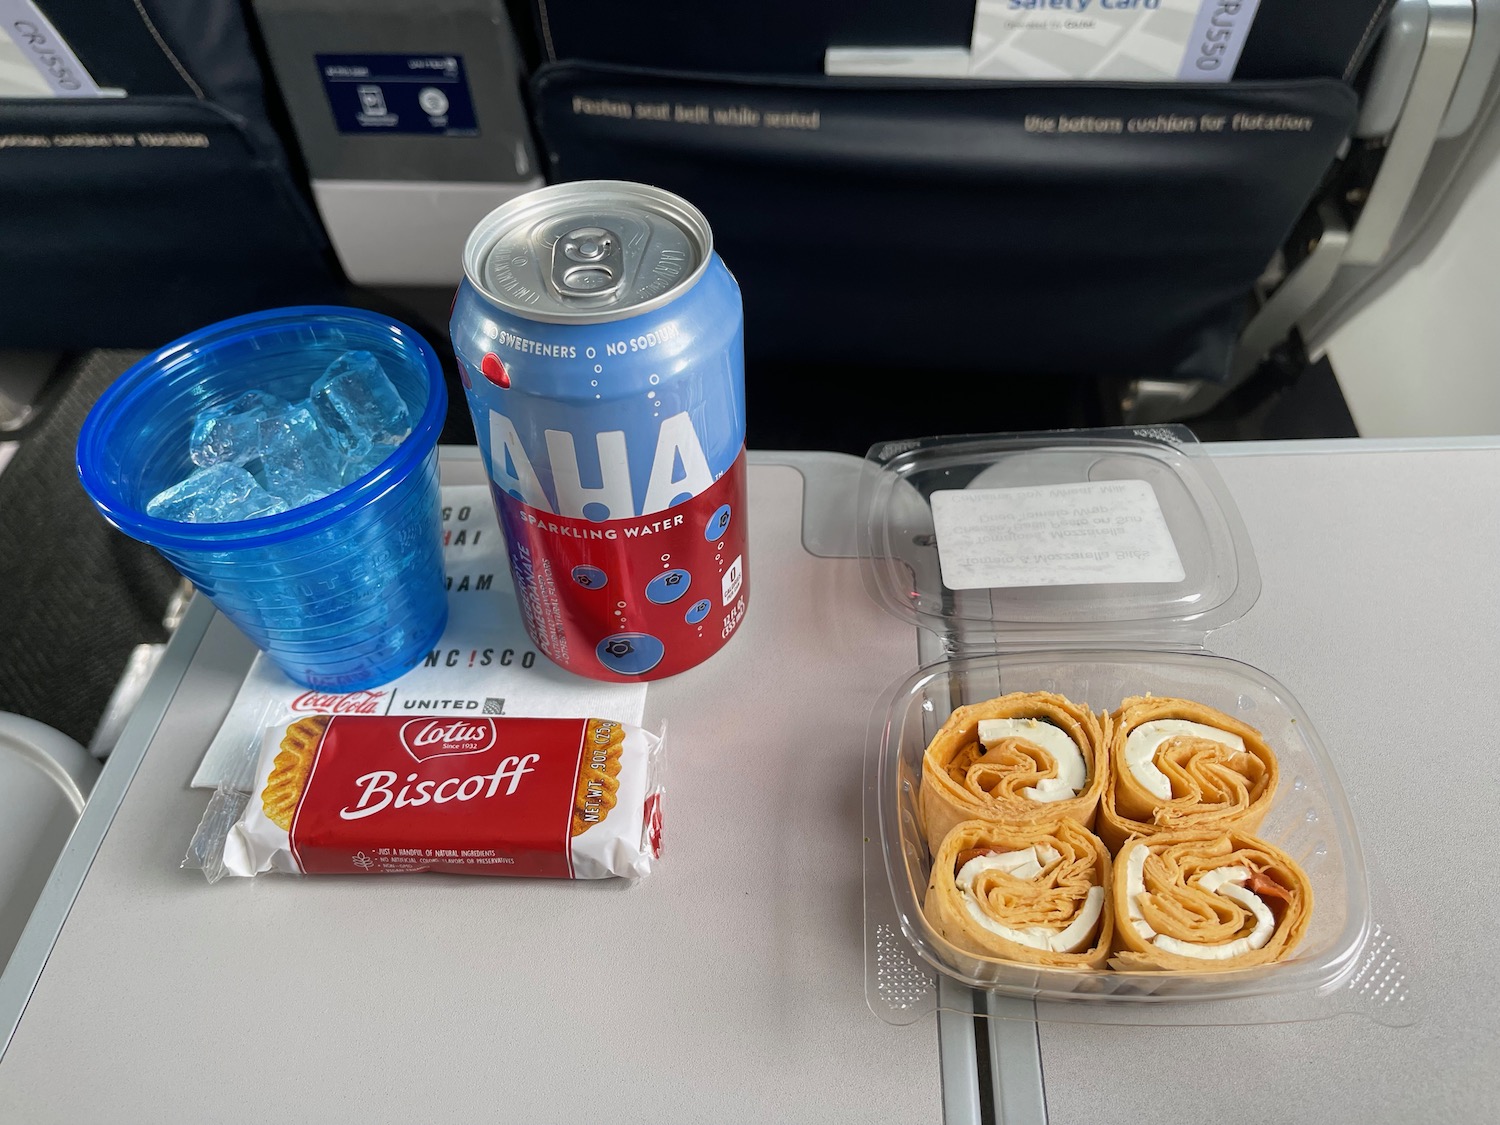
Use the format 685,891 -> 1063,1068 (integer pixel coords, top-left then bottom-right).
462,180 -> 713,324
856,425 -> 1262,646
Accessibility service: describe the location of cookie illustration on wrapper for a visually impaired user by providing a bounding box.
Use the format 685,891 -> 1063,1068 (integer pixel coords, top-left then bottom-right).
262,715 -> 331,830
216,714 -> 663,881
572,718 -> 625,836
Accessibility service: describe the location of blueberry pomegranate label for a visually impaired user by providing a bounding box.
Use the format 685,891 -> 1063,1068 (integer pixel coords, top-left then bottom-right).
491,455 -> 749,681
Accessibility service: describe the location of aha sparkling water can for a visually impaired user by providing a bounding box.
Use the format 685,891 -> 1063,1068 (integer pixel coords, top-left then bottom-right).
451,181 -> 748,681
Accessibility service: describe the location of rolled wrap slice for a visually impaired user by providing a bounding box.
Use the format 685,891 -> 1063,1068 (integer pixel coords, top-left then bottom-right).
920,691 -> 1107,855
1098,696 -> 1278,852
1110,829 -> 1313,971
923,818 -> 1114,970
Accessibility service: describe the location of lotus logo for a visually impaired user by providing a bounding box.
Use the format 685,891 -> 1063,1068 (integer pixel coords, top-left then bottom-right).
398,718 -> 497,762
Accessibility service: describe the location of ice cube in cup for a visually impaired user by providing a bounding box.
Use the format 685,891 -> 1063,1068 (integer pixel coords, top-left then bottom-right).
189,389 -> 285,467
340,444 -> 394,485
309,350 -> 412,460
256,402 -> 347,506
78,306 -> 449,693
145,463 -> 290,523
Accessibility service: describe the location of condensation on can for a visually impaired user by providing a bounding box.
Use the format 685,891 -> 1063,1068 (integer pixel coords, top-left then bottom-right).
451,180 -> 749,683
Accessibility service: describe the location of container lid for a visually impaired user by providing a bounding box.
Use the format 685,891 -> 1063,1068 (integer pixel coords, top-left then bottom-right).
857,426 -> 1260,644
461,180 -> 713,324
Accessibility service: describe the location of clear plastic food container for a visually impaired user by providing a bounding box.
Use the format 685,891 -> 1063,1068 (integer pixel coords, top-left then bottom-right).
857,426 -> 1412,1027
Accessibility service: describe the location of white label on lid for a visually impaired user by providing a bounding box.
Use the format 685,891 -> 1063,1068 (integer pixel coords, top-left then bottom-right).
930,479 -> 1185,590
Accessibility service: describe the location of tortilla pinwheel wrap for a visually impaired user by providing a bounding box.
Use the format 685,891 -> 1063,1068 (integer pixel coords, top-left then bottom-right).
1110,829 -> 1313,971
919,691 -> 1108,856
1098,696 -> 1279,853
923,818 -> 1114,969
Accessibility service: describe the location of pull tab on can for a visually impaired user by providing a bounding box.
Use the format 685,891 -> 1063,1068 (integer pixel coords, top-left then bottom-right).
550,226 -> 625,301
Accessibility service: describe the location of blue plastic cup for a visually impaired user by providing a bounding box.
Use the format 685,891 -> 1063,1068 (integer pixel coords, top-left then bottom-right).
77,306 -> 450,692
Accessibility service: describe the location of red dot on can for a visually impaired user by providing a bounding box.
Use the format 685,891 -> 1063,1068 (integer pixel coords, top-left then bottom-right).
480,353 -> 510,388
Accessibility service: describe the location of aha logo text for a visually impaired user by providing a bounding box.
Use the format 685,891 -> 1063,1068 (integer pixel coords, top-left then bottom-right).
489,409 -> 714,517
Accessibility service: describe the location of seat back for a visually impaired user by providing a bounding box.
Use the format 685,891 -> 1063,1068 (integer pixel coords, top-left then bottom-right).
511,2 -> 1389,386
247,0 -> 544,288
0,1 -> 341,350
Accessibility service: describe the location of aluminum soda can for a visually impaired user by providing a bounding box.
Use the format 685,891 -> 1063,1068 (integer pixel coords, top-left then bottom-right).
451,181 -> 748,681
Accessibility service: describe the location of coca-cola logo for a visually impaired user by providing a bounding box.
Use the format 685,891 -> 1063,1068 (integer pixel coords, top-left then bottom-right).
398,718 -> 498,762
291,689 -> 387,715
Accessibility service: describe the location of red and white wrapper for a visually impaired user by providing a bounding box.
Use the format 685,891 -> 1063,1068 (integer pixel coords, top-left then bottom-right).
220,715 -> 663,880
